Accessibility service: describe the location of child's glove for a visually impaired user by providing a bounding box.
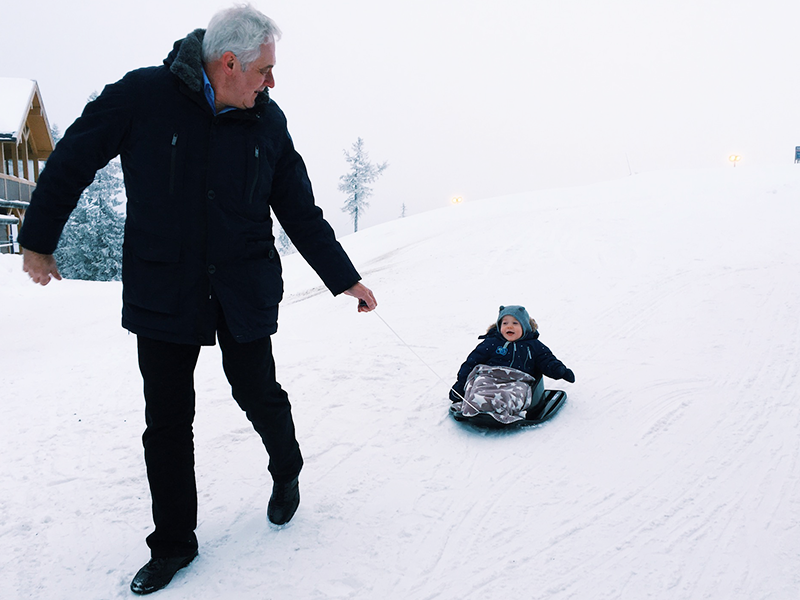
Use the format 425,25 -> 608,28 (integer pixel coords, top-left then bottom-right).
562,368 -> 576,383
449,384 -> 464,403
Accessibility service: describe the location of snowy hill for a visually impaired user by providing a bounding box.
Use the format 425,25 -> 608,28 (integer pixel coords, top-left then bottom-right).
2,166 -> 799,599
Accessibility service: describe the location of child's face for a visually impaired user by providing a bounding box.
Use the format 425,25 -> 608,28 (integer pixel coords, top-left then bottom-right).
500,316 -> 524,341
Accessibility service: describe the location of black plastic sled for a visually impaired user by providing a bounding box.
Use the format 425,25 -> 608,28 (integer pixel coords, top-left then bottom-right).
449,376 -> 567,429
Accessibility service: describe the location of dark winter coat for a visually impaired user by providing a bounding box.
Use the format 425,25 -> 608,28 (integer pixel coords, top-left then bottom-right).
20,30 -> 360,345
452,329 -> 570,396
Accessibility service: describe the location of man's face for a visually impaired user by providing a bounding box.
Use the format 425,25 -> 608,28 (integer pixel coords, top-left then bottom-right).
228,41 -> 276,109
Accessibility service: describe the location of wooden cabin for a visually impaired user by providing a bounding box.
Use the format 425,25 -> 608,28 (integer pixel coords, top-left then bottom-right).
0,78 -> 55,254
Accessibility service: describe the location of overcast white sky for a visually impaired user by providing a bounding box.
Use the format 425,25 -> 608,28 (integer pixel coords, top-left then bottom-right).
5,0 -> 800,235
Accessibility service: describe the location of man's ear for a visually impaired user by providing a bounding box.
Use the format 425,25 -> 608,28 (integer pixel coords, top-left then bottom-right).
221,51 -> 238,74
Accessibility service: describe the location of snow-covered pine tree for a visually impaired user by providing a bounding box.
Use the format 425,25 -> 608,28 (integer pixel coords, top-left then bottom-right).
54,160 -> 125,281
276,225 -> 296,256
53,93 -> 126,281
338,138 -> 388,233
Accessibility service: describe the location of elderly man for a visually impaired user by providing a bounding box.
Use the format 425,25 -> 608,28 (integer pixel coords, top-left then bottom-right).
20,4 -> 376,595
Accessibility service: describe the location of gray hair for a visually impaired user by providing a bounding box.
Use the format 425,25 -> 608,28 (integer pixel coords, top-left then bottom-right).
202,4 -> 282,69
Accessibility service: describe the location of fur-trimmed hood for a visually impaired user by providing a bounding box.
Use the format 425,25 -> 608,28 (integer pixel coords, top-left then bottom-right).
164,29 -> 206,93
163,29 -> 270,105
481,324 -> 540,342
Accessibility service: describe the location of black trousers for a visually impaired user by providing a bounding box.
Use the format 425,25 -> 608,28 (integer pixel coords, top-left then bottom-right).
136,315 -> 303,558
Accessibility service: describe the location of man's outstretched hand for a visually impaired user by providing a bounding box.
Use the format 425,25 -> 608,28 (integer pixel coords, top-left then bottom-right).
344,282 -> 377,312
23,248 -> 62,286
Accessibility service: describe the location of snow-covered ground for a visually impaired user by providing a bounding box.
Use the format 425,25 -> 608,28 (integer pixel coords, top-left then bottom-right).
2,166 -> 799,599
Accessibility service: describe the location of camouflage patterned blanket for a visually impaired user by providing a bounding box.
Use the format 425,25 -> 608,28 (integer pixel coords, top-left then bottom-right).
455,365 -> 535,424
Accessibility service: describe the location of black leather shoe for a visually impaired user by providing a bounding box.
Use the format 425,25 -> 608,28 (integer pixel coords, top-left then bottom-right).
130,551 -> 198,595
267,476 -> 300,525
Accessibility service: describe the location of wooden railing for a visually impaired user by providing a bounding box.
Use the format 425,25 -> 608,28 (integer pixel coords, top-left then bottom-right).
0,173 -> 35,204
0,215 -> 19,252
0,174 -> 33,254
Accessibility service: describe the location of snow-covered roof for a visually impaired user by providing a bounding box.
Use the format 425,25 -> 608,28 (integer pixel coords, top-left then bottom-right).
0,78 -> 54,161
0,78 -> 37,139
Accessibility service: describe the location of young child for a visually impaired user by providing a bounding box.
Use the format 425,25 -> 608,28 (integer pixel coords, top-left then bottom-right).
450,305 -> 575,423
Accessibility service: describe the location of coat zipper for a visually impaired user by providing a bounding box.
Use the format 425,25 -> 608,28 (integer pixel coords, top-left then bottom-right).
247,144 -> 260,203
169,133 -> 178,194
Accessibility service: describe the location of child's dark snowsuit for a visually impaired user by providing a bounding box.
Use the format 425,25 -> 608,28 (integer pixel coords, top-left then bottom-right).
451,329 -> 573,403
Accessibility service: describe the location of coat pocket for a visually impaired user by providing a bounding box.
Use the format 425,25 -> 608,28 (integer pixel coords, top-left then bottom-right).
246,255 -> 283,309
122,229 -> 183,315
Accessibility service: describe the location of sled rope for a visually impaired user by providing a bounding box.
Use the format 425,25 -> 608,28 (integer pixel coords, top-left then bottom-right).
372,310 -> 448,384
370,310 -> 466,401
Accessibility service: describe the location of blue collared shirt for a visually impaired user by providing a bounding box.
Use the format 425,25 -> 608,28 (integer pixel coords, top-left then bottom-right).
202,68 -> 236,115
